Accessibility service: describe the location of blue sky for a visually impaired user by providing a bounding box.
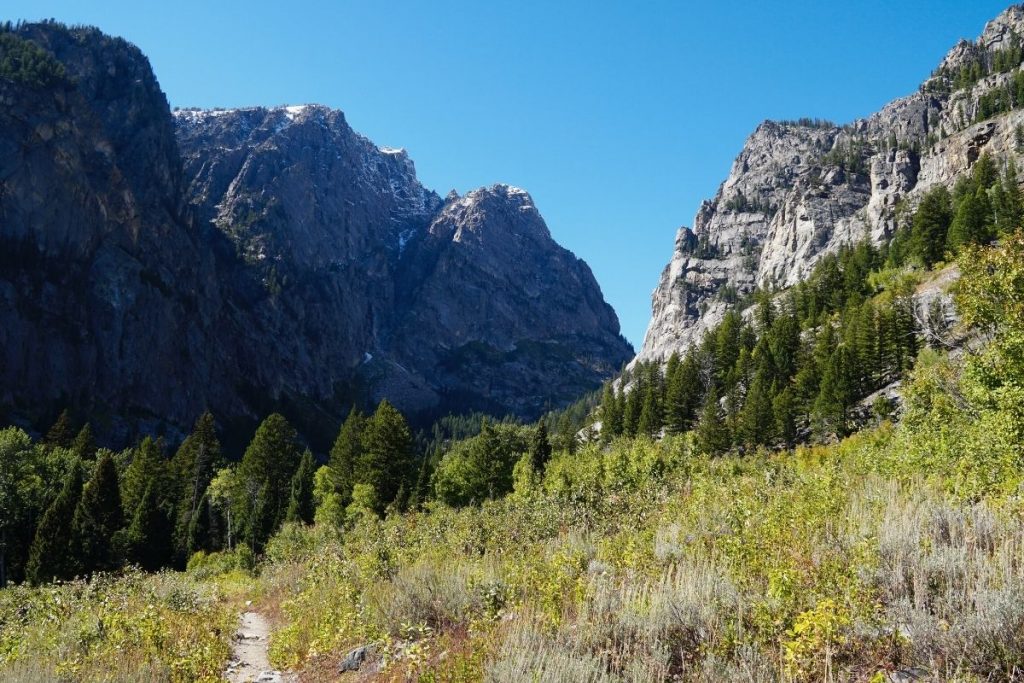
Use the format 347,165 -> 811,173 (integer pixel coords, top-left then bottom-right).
8,1 -> 1014,346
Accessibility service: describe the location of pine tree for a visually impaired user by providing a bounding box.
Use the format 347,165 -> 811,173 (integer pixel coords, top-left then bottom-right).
622,381 -> 642,437
187,493 -> 214,556
739,371 -> 774,448
947,188 -> 993,251
171,412 -> 222,565
246,481 -> 276,552
71,452 -> 124,574
637,386 -> 661,438
527,424 -> 552,473
359,401 -> 414,514
121,437 -> 170,519
26,463 -> 82,584
237,414 -> 302,549
286,450 -> 316,525
994,159 -> 1023,235
118,483 -> 171,571
812,345 -> 856,438
329,407 -> 365,506
665,353 -> 700,434
910,185 -> 953,267
44,410 -> 75,449
773,385 -> 798,447
72,423 -> 96,460
695,391 -> 730,456
599,383 -> 622,439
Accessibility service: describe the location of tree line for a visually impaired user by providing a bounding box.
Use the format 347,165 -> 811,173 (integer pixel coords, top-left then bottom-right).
0,400 -> 418,587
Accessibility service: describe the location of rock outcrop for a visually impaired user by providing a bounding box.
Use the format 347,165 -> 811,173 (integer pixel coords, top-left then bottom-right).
0,22 -> 632,446
637,5 -> 1024,365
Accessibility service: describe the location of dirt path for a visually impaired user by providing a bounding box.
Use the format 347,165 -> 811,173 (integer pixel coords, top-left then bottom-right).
224,611 -> 295,683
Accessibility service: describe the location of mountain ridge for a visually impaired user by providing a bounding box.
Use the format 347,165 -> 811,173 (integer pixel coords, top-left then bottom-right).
637,4 -> 1024,366
0,21 -> 632,448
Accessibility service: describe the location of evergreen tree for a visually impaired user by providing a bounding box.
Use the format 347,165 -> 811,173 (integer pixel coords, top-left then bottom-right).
44,410 -> 75,449
171,412 -> 222,565
26,462 -> 82,584
812,345 -> 856,438
72,423 -> 96,460
237,413 -> 302,550
622,381 -> 642,437
121,437 -> 171,519
773,385 -> 798,447
947,187 -> 993,251
118,483 -> 171,571
739,371 -> 774,448
599,383 -> 623,439
187,493 -> 215,556
695,391 -> 730,456
71,452 -> 123,574
328,407 -> 365,506
994,160 -> 1023,234
246,481 -> 276,552
665,353 -> 701,434
910,185 -> 953,267
637,385 -> 662,438
286,450 -> 316,525
359,401 -> 414,513
527,423 -> 552,473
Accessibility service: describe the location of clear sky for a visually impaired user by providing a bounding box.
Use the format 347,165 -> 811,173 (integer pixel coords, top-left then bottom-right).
7,0 -> 1015,347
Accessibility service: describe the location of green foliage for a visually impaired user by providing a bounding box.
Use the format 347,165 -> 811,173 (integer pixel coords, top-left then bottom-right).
170,412 -> 223,564
286,450 -> 316,524
433,422 -> 529,506
359,400 -> 415,513
43,410 -> 75,449
0,31 -> 68,88
909,185 -> 953,267
117,483 -> 172,571
71,452 -> 123,574
237,413 -> 302,551
328,407 -> 364,506
25,459 -> 82,585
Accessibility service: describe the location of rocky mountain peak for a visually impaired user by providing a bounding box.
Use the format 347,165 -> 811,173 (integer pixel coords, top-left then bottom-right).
0,22 -> 632,445
637,4 -> 1024,367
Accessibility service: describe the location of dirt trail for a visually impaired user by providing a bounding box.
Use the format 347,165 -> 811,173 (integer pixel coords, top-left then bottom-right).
224,611 -> 295,683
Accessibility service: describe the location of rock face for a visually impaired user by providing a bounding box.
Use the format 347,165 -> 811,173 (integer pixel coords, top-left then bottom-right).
637,5 -> 1024,365
0,23 -> 632,446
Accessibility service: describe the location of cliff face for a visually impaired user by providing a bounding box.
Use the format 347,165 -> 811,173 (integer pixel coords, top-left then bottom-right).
0,25 -> 229,439
637,5 -> 1024,365
0,23 -> 632,445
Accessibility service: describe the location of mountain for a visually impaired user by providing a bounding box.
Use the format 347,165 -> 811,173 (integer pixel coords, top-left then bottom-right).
637,5 -> 1024,364
0,22 -> 632,446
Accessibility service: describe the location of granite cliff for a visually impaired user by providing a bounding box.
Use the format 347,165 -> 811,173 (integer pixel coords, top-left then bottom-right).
0,22 -> 632,446
637,5 -> 1024,365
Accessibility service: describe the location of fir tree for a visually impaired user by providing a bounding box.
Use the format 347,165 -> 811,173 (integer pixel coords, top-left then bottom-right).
118,483 -> 171,571
773,385 -> 798,446
599,383 -> 623,439
44,410 -> 75,449
286,450 -> 316,525
910,185 -> 953,267
527,423 -> 552,473
695,391 -> 730,456
187,493 -> 214,556
71,452 -> 123,574
739,371 -> 774,448
121,437 -> 170,519
171,412 -> 222,565
26,463 -> 82,584
237,413 -> 302,549
359,401 -> 414,514
72,423 -> 96,460
328,407 -> 364,506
